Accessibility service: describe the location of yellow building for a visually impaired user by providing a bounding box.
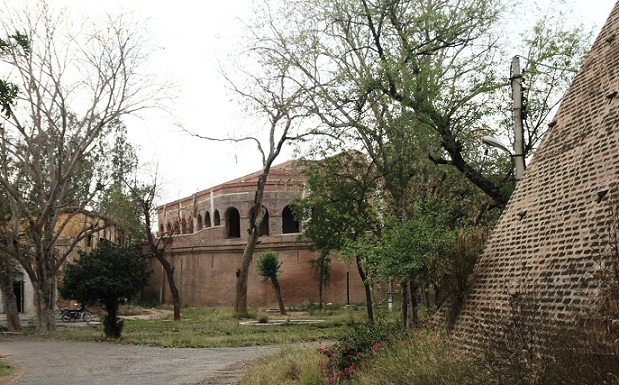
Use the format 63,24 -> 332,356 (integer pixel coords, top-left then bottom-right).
2,209 -> 123,315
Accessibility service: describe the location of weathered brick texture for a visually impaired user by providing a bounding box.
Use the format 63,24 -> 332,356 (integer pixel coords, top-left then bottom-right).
450,2 -> 619,349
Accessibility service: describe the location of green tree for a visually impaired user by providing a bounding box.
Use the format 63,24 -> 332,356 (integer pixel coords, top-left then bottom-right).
293,150 -> 381,322
0,31 -> 26,118
247,0 -> 590,328
60,240 -> 152,339
308,250 -> 331,311
364,210 -> 454,327
246,0 -> 591,209
256,251 -> 286,315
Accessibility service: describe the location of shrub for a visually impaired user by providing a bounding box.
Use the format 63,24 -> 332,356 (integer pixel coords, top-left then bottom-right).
318,320 -> 404,384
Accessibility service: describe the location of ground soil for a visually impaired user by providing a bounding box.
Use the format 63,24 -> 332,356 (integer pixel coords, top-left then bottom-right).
117,307 -> 174,321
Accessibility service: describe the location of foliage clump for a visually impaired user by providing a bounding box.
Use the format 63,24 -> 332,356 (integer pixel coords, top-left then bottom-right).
257,251 -> 286,315
318,320 -> 405,384
60,240 -> 152,339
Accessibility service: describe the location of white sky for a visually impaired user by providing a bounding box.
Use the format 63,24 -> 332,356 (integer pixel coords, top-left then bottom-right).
12,0 -> 619,204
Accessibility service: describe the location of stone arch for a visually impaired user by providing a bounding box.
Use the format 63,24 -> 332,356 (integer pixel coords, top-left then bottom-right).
214,210 -> 221,226
196,213 -> 203,231
282,205 -> 300,233
225,207 -> 241,238
250,205 -> 270,237
205,211 -> 212,228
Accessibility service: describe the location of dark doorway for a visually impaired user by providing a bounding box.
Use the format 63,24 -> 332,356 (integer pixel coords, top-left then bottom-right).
282,205 -> 300,233
226,207 -> 241,238
13,280 -> 24,313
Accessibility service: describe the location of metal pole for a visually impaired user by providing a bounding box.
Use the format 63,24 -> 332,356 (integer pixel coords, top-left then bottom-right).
511,56 -> 526,181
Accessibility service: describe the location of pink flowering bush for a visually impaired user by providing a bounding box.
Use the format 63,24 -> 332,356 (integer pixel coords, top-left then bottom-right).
318,320 -> 402,384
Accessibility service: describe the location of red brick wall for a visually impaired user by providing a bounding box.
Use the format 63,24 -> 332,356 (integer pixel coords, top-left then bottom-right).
450,2 -> 619,350
144,160 -> 375,308
143,235 -> 370,307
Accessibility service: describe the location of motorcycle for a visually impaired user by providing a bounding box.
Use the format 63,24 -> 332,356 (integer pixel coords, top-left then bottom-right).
60,305 -> 92,323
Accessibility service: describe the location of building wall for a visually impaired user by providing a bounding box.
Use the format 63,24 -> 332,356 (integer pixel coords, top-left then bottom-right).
144,161 -> 375,308
144,237 -> 368,308
450,3 -> 619,350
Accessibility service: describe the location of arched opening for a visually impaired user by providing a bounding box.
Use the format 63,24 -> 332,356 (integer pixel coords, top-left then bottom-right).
166,222 -> 172,234
205,211 -> 212,228
250,205 -> 270,237
214,210 -> 221,226
282,205 -> 300,234
173,220 -> 180,234
181,218 -> 187,234
196,214 -> 203,231
188,217 -> 194,233
225,207 -> 241,238
159,223 -> 164,236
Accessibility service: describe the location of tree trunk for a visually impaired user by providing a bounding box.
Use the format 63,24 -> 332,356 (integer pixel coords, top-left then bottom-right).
271,275 -> 286,315
355,255 -> 373,323
236,166 -> 273,317
400,280 -> 407,327
0,255 -> 21,331
143,201 -> 181,322
235,229 -> 259,317
318,263 -> 325,311
154,251 -> 180,321
104,300 -> 121,339
410,279 -> 419,327
32,277 -> 56,332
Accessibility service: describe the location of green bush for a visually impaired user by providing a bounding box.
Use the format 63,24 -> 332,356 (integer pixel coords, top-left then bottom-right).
318,319 -> 405,384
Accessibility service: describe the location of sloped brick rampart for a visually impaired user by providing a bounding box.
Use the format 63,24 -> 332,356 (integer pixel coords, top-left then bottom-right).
451,3 -> 619,349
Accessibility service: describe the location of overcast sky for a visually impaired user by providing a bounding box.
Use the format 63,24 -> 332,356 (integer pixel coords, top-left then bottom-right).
12,0 -> 619,204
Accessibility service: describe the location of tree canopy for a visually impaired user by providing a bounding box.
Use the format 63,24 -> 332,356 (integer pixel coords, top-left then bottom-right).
60,240 -> 152,338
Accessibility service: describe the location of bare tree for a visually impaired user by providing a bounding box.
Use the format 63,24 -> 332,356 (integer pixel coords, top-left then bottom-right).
124,176 -> 182,321
0,2 -> 166,331
185,2 -> 316,316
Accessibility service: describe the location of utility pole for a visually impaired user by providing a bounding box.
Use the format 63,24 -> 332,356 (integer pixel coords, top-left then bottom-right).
511,56 -> 526,181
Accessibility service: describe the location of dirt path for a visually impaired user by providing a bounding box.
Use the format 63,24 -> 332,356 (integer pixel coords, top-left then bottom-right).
0,335 -> 280,385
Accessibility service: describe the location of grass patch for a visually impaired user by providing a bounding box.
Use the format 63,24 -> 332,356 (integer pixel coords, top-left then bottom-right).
41,305 -> 367,348
352,331 -> 486,385
0,360 -> 12,378
238,329 -> 478,385
238,346 -> 328,385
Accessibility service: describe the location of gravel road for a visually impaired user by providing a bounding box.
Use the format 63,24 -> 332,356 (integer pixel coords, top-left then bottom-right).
0,335 -> 281,385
